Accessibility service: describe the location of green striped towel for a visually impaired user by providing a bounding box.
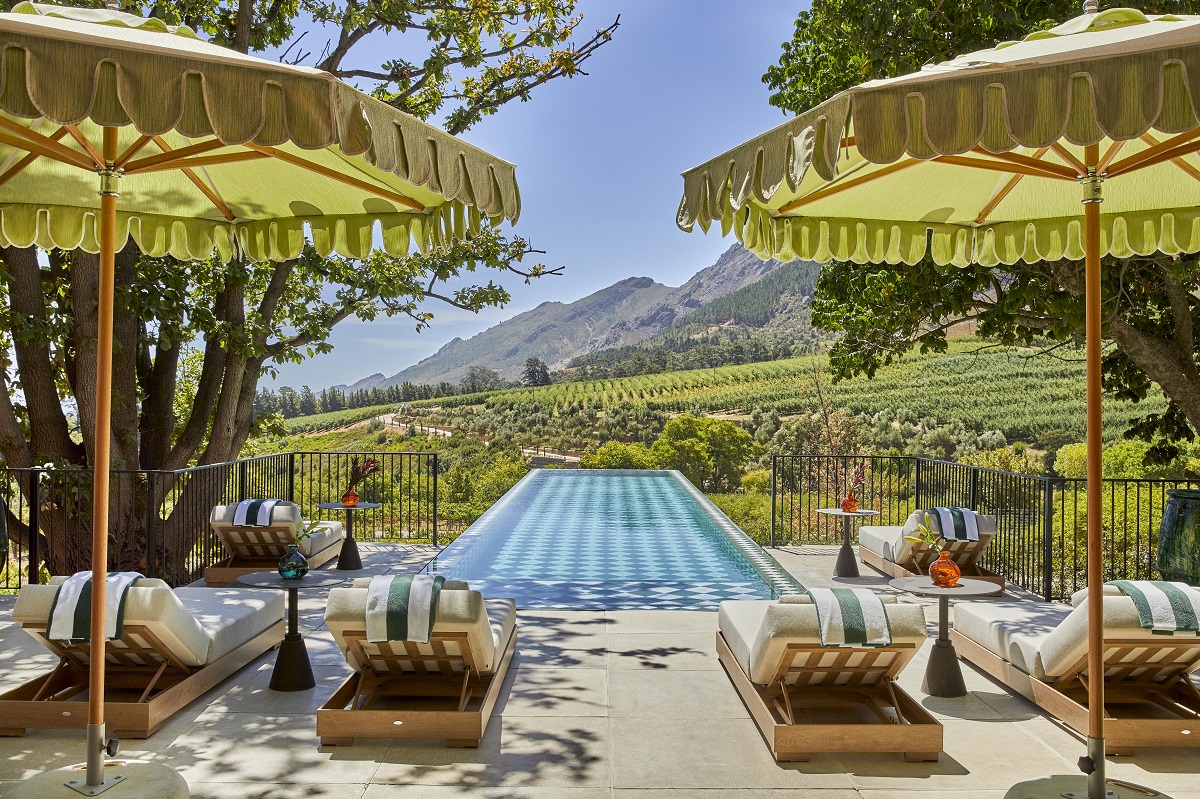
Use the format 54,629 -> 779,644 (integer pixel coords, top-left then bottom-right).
1108,580 -> 1200,635
47,571 -> 144,643
931,507 -> 978,541
806,587 -> 892,647
365,574 -> 446,644
233,498 -> 280,526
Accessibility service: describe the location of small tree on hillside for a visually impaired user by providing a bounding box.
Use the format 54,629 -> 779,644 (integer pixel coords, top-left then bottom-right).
522,358 -> 552,387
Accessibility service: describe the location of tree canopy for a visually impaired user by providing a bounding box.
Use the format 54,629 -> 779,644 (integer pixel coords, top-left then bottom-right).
764,0 -> 1200,462
0,0 -> 619,576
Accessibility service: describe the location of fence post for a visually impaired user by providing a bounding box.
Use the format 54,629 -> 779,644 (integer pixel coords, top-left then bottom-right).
287,452 -> 296,503
913,458 -> 923,510
968,467 -> 980,510
144,472 -> 157,579
238,460 -> 249,500
27,469 -> 39,584
770,456 -> 777,548
1042,478 -> 1055,602
431,453 -> 439,548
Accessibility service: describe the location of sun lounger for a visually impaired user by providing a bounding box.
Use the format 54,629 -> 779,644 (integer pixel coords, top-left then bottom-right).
205,500 -> 345,585
951,587 -> 1200,753
717,595 -> 942,761
319,579 -> 517,747
0,578 -> 284,738
859,509 -> 1004,592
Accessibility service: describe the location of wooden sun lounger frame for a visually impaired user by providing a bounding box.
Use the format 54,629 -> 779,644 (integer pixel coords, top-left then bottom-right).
0,619 -> 284,738
951,629 -> 1200,753
716,631 -> 942,762
860,532 -> 1005,593
204,521 -> 340,586
318,624 -> 518,747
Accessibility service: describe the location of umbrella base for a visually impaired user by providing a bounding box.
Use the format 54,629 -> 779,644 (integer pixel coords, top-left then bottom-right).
1000,775 -> 1167,798
7,760 -> 187,798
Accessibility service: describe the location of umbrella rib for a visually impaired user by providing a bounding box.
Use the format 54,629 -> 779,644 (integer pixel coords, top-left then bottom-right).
965,148 -> 1077,180
1048,143 -> 1087,176
0,121 -> 95,171
1138,132 -> 1200,183
114,135 -> 154,170
1097,140 -> 1125,174
147,136 -> 236,222
243,143 -> 426,212
64,125 -> 104,166
131,151 -> 271,173
1105,127 -> 1200,177
932,154 -> 1075,181
974,147 -> 1050,225
778,158 -> 921,213
0,126 -> 68,188
123,138 -> 232,174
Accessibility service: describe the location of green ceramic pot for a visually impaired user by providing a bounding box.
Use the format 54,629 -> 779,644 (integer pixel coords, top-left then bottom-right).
1157,489 -> 1200,584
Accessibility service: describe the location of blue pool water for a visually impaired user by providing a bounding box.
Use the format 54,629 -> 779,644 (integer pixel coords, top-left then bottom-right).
424,469 -> 801,609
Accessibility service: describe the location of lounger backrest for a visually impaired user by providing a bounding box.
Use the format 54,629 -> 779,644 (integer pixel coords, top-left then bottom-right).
211,501 -> 304,559
748,601 -> 928,686
1039,595 -> 1200,682
908,510 -> 997,565
12,580 -> 213,668
324,586 -> 502,675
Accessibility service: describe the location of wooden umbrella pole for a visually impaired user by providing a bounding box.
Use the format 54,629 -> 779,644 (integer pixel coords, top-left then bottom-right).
86,125 -> 120,788
1081,142 -> 1106,798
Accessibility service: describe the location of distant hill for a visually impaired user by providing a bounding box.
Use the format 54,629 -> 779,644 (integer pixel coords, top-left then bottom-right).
569,259 -> 829,370
376,244 -> 784,386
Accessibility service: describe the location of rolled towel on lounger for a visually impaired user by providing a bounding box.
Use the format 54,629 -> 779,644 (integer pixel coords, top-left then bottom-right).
806,587 -> 892,647
47,571 -> 144,643
931,507 -> 978,541
233,498 -> 281,527
1108,580 -> 1200,635
365,574 -> 446,644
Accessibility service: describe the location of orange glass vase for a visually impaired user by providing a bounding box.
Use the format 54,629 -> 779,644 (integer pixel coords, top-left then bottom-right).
340,487 -> 360,507
929,550 -> 961,587
840,490 -> 859,513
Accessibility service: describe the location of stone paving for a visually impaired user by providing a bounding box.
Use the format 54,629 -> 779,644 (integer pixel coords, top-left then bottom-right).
0,542 -> 1197,798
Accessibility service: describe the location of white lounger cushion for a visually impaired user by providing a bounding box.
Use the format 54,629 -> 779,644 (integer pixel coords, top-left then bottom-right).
953,596 -> 1199,681
719,598 -> 927,685
324,585 -> 516,675
859,511 -> 998,565
210,502 -> 344,557
12,581 -> 284,668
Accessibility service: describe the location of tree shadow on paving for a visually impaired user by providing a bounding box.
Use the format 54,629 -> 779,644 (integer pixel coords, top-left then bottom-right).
376,719 -> 605,790
607,645 -> 704,669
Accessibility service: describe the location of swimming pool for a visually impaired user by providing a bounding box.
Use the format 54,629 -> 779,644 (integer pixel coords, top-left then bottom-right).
424,469 -> 801,609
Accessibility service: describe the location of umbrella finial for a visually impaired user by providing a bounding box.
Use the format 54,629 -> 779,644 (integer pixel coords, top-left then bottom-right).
1083,0 -> 1100,13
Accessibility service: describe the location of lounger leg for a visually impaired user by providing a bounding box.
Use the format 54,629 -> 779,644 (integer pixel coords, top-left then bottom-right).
904,751 -> 940,762
322,737 -> 355,746
445,739 -> 480,748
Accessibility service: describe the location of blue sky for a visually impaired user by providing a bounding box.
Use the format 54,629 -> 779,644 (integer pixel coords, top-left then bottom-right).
268,2 -> 806,389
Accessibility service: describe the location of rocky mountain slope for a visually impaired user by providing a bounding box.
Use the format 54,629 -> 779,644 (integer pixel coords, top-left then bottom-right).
375,244 -> 784,386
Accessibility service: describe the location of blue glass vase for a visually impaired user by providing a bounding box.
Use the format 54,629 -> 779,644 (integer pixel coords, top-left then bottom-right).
278,544 -> 308,579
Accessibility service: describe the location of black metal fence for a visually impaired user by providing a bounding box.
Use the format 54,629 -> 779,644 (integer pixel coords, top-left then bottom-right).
771,454 -> 1188,602
0,451 -> 437,591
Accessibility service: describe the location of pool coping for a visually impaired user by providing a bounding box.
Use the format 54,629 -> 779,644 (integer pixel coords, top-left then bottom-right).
427,468 -> 805,599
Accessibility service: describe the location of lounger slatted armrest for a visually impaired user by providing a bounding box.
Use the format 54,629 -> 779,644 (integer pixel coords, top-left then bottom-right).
0,579 -> 284,738
716,597 -> 942,762
858,510 -> 1003,592
318,582 -> 517,747
205,500 -> 345,585
951,594 -> 1200,753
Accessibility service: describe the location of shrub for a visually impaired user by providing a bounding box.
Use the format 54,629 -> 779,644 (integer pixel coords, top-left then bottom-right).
579,441 -> 657,470
741,469 -> 771,494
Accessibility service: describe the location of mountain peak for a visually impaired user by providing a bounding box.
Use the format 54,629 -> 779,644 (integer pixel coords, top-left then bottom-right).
371,245 -> 780,387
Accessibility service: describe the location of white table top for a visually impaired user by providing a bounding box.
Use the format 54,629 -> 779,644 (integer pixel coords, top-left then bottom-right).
816,507 -> 880,518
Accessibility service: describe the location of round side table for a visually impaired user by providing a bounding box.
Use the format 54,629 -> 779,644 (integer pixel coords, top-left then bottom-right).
237,571 -> 350,691
318,501 -> 382,570
816,508 -> 879,578
889,575 -> 999,697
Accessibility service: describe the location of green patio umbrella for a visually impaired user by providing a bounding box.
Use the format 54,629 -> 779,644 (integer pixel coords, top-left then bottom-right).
0,3 -> 519,792
678,6 -> 1200,797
